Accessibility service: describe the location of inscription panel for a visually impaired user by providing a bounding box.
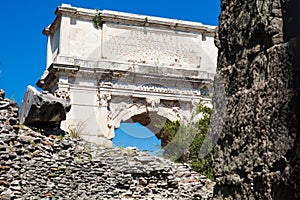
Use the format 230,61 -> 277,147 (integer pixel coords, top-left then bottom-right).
102,23 -> 203,69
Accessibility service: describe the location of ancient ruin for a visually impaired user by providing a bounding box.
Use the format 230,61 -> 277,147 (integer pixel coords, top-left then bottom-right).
36,4 -> 218,146
20,86 -> 71,127
19,86 -> 71,136
3,0 -> 300,199
212,0 -> 300,199
0,89 -> 215,199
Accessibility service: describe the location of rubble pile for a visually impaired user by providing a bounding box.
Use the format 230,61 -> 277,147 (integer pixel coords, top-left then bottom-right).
0,89 -> 214,199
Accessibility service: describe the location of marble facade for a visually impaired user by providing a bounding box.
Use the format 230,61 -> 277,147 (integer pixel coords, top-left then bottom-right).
37,4 -> 217,145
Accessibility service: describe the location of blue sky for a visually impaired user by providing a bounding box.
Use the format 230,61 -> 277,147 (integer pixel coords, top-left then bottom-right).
113,122 -> 162,154
0,0 -> 220,104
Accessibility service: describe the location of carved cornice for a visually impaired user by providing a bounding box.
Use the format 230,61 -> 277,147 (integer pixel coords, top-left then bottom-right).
42,15 -> 61,36
36,63 -> 79,90
44,56 -> 215,80
37,61 -> 214,91
43,4 -> 216,36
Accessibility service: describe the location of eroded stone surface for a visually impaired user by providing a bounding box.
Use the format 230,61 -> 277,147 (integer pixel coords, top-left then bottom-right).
0,88 -> 214,199
213,0 -> 300,199
19,85 -> 71,127
0,89 -> 19,133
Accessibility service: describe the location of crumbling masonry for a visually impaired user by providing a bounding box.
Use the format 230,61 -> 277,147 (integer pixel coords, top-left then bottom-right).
212,0 -> 300,199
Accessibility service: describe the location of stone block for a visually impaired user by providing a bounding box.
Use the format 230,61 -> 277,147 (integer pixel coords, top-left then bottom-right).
19,86 -> 71,126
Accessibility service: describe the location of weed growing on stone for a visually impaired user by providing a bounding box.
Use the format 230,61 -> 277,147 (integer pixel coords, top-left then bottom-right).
31,141 -> 39,147
68,121 -> 85,139
57,134 -> 64,141
92,9 -> 103,29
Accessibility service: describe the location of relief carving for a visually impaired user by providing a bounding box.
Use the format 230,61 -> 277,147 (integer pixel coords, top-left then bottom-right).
98,93 -> 111,107
100,81 -> 202,96
146,97 -> 160,110
54,86 -> 70,101
107,110 -> 113,128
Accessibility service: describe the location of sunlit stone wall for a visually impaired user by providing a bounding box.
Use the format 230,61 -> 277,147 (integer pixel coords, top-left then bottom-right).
37,4 -> 218,146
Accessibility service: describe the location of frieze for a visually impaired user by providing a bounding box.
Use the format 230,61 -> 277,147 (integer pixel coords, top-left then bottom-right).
99,81 -> 203,96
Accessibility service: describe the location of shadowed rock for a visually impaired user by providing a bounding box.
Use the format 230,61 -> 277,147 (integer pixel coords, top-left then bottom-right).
213,0 -> 300,199
19,85 -> 71,127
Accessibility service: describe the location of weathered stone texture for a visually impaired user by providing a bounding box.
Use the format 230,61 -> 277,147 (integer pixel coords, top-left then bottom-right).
0,89 -> 19,131
0,89 -> 214,199
213,0 -> 300,199
37,4 -> 217,145
19,86 -> 71,127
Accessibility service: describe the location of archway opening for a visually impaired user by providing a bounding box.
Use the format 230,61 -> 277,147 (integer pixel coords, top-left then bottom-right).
112,111 -> 172,155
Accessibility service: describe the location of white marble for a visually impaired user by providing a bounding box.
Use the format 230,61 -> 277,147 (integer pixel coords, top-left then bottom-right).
38,4 -> 217,146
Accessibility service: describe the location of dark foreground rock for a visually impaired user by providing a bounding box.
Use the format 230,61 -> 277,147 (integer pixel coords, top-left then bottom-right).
213,0 -> 300,199
0,88 -> 214,199
19,85 -> 71,127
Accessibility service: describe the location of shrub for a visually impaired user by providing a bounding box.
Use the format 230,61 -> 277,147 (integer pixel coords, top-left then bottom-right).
159,103 -> 214,179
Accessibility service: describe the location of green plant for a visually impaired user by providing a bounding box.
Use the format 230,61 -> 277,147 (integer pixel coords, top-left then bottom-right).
144,17 -> 149,26
162,121 -> 197,161
69,128 -> 80,138
88,154 -> 92,160
31,141 -> 39,147
158,102 -> 214,179
157,120 -> 180,146
68,121 -> 85,138
92,9 -> 103,29
57,134 -> 64,141
144,17 -> 148,23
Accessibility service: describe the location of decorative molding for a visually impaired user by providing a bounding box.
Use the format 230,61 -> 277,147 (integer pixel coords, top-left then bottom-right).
49,4 -> 216,36
54,86 -> 70,101
100,81 -> 203,96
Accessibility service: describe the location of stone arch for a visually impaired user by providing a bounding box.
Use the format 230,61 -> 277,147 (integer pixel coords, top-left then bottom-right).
112,104 -> 148,129
111,102 -> 183,139
114,107 -> 189,149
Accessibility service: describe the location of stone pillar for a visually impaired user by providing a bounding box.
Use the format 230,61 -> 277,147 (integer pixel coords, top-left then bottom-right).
213,0 -> 300,199
98,92 -> 114,139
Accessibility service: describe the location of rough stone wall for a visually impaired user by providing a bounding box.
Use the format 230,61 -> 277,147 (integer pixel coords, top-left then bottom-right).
213,0 -> 300,199
0,89 -> 214,200
0,90 -> 19,130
